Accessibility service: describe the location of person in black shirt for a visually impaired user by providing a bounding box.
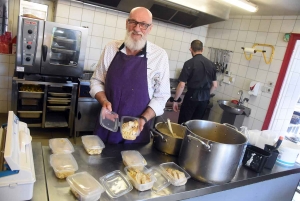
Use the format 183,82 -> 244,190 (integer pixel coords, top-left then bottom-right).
172,40 -> 217,124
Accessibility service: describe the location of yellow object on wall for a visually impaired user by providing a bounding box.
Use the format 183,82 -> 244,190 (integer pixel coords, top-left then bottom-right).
242,43 -> 275,64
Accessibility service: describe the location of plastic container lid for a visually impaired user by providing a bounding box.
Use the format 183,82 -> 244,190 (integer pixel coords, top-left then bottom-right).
67,172 -> 105,201
159,162 -> 191,186
149,167 -> 171,193
81,135 -> 105,155
99,170 -> 133,198
49,138 -> 74,154
124,166 -> 157,192
99,107 -> 119,132
120,116 -> 141,140
121,150 -> 147,167
50,153 -> 78,179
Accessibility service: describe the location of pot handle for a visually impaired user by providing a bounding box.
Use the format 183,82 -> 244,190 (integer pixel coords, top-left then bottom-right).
150,129 -> 167,142
223,123 -> 238,131
187,135 -> 211,151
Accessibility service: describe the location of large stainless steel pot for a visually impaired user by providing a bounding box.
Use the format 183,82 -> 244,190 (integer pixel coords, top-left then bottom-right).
150,122 -> 186,156
178,120 -> 247,184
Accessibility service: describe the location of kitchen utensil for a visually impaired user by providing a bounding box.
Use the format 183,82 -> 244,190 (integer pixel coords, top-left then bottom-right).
178,120 -> 247,184
151,122 -> 186,156
242,145 -> 271,173
167,118 -> 175,137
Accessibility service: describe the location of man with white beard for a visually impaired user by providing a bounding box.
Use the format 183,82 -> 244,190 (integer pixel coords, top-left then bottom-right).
90,7 -> 170,144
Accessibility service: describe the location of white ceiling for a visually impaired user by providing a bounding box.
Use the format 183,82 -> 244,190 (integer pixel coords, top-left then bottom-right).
228,0 -> 300,16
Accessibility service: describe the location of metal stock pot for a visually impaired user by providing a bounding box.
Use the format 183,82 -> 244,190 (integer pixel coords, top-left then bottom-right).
178,120 -> 247,184
150,122 -> 186,156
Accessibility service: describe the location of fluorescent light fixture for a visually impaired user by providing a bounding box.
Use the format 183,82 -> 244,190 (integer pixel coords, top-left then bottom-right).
222,0 -> 258,12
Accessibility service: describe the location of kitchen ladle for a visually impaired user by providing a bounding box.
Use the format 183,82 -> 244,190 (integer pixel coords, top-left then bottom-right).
167,118 -> 176,137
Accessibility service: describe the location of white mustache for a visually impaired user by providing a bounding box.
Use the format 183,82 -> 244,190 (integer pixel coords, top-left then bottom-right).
131,30 -> 144,37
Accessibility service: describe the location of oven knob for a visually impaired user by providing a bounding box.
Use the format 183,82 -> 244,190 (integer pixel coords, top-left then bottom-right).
25,57 -> 31,61
26,45 -> 31,49
28,29 -> 33,34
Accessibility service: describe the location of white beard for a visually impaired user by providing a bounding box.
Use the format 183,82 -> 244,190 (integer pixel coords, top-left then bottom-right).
124,30 -> 146,51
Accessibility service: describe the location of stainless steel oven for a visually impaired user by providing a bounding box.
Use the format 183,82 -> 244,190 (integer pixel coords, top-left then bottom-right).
16,16 -> 88,78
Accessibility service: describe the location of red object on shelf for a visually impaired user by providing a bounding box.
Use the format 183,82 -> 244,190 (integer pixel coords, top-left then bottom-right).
12,36 -> 17,54
231,100 -> 239,104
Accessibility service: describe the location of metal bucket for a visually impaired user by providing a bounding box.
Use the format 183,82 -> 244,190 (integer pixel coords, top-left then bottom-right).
178,120 -> 247,184
150,122 -> 186,156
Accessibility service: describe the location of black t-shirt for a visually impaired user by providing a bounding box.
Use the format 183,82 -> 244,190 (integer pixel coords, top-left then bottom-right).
178,54 -> 217,101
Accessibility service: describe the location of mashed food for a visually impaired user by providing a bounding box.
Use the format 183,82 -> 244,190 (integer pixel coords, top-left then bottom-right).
165,168 -> 185,180
121,120 -> 139,140
128,168 -> 151,184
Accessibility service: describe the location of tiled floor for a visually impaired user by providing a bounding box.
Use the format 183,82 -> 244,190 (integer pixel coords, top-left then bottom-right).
0,113 -> 89,146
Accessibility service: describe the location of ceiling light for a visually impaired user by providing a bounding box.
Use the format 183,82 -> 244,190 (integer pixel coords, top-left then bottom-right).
222,0 -> 258,12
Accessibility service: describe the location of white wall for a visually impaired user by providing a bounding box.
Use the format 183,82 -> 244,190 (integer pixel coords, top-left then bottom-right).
269,40 -> 300,135
206,15 -> 300,130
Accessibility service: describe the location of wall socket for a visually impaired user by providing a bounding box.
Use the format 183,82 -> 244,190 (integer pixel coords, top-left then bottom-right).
268,81 -> 273,87
261,86 -> 272,93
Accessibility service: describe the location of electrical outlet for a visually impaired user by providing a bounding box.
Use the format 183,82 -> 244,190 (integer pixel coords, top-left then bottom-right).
268,81 -> 273,87
266,87 -> 272,93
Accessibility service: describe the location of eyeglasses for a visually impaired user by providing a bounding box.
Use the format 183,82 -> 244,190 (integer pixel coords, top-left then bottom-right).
127,19 -> 151,30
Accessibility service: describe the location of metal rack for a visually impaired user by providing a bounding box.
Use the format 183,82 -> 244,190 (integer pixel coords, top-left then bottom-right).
11,77 -> 78,137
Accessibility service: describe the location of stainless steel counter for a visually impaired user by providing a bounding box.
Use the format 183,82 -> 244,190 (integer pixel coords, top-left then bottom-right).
32,142 -> 48,201
42,141 -> 300,201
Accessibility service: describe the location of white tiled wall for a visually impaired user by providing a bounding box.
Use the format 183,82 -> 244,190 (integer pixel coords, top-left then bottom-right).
55,0 -> 208,78
205,15 -> 300,130
269,41 -> 300,135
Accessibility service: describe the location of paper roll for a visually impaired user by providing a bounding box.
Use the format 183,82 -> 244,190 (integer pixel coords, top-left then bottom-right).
244,48 -> 256,53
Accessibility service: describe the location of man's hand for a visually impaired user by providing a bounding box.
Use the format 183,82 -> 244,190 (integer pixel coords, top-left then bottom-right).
102,99 -> 112,111
173,102 -> 179,112
138,118 -> 146,132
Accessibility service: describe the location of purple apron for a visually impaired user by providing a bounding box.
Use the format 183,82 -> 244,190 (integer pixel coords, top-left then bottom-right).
94,43 -> 151,144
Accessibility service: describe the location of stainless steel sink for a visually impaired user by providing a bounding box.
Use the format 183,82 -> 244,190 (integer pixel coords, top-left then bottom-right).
217,100 -> 251,116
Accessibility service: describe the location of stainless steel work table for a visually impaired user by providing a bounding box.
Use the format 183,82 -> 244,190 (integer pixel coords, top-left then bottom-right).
32,142 -> 48,201
42,141 -> 300,201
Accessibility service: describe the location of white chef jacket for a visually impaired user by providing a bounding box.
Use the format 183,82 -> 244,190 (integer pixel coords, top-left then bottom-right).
90,40 -> 170,116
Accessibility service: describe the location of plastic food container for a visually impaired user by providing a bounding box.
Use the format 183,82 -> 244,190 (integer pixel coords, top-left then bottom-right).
49,138 -> 74,154
159,162 -> 190,186
242,145 -> 271,173
81,135 -> 105,155
99,170 -> 133,198
124,166 -> 157,191
67,172 -> 105,201
149,167 -> 170,193
100,107 -> 140,140
121,150 -> 147,167
50,153 -> 78,179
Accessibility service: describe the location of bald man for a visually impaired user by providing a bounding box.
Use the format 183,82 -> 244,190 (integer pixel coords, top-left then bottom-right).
90,7 -> 170,144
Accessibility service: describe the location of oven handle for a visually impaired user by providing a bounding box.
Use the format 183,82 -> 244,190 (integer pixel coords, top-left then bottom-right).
42,45 -> 48,61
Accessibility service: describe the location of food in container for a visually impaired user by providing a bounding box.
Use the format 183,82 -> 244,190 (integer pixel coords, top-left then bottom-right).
67,172 -> 104,201
121,150 -> 147,167
159,162 -> 190,186
124,166 -> 156,191
19,84 -> 43,92
100,108 -> 140,140
121,117 -> 140,140
81,135 -> 105,155
49,138 -> 74,154
50,153 -> 78,179
99,170 -> 133,198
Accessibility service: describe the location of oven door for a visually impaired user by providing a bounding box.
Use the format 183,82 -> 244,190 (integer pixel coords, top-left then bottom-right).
41,21 -> 88,77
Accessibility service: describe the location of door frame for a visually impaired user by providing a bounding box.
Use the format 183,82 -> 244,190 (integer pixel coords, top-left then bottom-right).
262,33 -> 300,130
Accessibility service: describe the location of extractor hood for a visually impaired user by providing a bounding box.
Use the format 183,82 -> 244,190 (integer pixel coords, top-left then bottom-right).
79,0 -> 230,28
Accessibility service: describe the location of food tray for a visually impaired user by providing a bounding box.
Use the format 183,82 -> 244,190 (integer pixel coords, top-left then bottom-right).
48,97 -> 71,100
159,162 -> 191,186
52,48 -> 75,55
47,106 -> 70,111
21,99 -> 39,106
49,92 -> 71,97
124,166 -> 157,191
19,91 -> 44,99
81,135 -> 105,155
17,111 -> 42,118
67,172 -> 105,201
99,170 -> 133,198
121,150 -> 147,167
49,138 -> 74,154
50,153 -> 78,179
47,99 -> 71,105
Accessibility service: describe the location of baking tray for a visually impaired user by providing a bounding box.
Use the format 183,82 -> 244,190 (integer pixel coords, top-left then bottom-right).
21,99 -> 39,106
48,92 -> 71,97
17,111 -> 42,118
47,99 -> 71,105
48,97 -> 70,100
19,91 -> 44,99
47,106 -> 70,111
